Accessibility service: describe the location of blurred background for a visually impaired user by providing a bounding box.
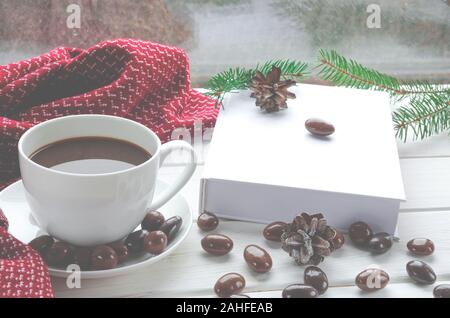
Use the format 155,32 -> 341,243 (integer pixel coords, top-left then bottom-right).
0,0 -> 449,86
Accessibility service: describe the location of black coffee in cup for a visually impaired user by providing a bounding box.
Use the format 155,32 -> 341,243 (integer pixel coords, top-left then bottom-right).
29,136 -> 151,174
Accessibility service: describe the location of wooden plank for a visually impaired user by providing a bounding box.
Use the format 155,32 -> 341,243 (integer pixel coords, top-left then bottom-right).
400,158 -> 450,211
52,210 -> 450,298
397,134 -> 450,159
159,157 -> 450,214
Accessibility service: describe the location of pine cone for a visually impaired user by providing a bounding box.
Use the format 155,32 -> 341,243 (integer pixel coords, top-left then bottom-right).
249,66 -> 296,112
281,213 -> 344,265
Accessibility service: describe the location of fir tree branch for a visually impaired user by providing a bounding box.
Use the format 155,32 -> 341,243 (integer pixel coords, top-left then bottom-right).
317,49 -> 450,97
256,60 -> 309,81
205,60 -> 308,107
205,68 -> 253,96
393,94 -> 450,142
317,49 -> 402,94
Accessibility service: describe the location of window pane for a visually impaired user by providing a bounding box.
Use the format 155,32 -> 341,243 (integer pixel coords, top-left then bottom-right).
1,0 -> 449,85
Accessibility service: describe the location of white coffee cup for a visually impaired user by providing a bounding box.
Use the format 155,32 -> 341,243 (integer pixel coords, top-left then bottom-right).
18,115 -> 197,246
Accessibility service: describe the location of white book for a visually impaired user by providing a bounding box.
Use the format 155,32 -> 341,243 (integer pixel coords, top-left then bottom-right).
200,84 -> 405,235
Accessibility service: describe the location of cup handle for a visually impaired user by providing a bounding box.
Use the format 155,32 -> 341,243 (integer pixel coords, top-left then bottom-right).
148,140 -> 197,210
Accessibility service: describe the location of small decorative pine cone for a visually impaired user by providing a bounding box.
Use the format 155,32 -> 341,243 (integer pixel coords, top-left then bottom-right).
249,66 -> 296,112
281,212 -> 344,265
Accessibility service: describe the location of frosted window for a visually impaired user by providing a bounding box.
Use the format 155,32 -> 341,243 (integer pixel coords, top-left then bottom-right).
1,0 -> 448,85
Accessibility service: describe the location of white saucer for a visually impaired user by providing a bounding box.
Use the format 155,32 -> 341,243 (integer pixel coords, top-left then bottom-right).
0,179 -> 192,279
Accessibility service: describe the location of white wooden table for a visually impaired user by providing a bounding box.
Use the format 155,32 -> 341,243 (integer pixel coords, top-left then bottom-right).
50,126 -> 450,298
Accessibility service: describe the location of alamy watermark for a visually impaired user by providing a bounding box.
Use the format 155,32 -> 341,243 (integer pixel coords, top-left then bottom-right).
66,264 -> 81,289
362,264 -> 385,290
366,4 -> 381,29
66,4 -> 81,29
169,120 -> 214,164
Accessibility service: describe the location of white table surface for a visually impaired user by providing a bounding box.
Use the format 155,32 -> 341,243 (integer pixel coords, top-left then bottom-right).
49,125 -> 450,298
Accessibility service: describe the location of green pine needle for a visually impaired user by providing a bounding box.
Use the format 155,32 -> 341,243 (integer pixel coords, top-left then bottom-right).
317,49 -> 403,94
205,60 -> 308,107
317,49 -> 450,98
256,60 -> 309,81
205,67 -> 253,104
393,94 -> 450,142
396,80 -> 450,101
